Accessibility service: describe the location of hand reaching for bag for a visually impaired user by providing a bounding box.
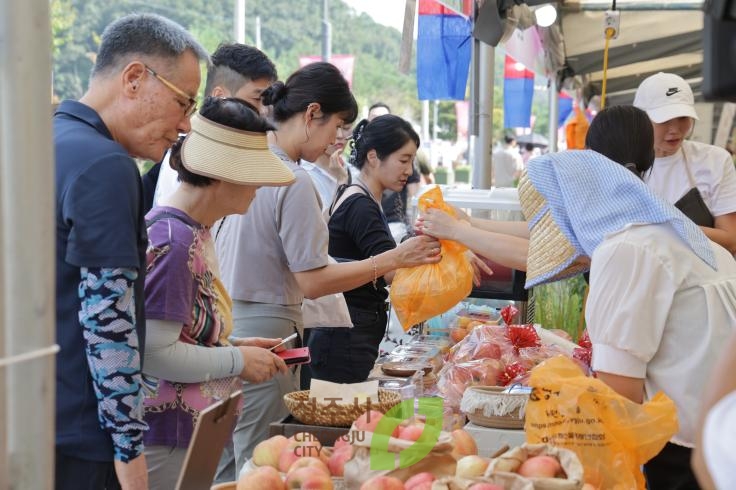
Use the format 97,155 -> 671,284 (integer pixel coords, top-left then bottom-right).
393,235 -> 442,268
416,208 -> 469,241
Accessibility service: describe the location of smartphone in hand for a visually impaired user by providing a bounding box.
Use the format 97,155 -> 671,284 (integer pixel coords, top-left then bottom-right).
276,347 -> 311,366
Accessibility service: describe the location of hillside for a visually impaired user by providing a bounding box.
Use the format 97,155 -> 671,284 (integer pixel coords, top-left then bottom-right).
52,0 -> 420,119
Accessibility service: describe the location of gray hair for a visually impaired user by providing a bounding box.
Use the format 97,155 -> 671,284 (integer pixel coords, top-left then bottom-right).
92,13 -> 209,77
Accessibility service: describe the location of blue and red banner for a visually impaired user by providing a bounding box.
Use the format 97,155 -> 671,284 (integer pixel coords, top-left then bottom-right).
503,55 -> 535,128
558,91 -> 574,126
417,0 -> 473,101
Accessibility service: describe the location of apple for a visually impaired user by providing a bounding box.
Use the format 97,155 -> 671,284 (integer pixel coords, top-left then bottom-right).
455,455 -> 490,478
517,455 -> 564,478
237,465 -> 285,490
449,429 -> 478,460
252,435 -> 289,469
285,466 -> 334,490
360,475 -> 405,490
327,444 -> 353,477
404,471 -> 435,490
468,484 -> 504,490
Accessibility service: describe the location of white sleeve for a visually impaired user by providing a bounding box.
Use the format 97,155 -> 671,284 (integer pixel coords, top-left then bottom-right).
704,391 -> 736,490
585,239 -> 678,378
143,319 -> 244,383
710,149 -> 736,217
153,155 -> 180,207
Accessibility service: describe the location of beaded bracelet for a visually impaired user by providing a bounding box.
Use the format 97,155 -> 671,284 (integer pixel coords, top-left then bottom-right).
369,255 -> 378,289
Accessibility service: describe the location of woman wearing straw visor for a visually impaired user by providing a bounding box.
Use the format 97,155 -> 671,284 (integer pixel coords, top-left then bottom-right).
141,97 -> 293,488
518,149 -> 736,489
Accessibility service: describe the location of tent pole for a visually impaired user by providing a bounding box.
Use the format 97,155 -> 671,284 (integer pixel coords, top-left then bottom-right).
548,76 -> 559,153
474,41 -> 495,189
1,0 -> 56,488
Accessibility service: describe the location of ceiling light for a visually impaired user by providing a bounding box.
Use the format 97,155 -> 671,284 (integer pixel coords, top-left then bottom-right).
534,4 -> 558,27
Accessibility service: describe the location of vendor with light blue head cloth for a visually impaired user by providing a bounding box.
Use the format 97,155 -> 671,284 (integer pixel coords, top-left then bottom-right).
519,138 -> 736,489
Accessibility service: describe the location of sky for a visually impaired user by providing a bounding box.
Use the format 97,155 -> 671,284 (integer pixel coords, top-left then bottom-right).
341,0 -> 407,32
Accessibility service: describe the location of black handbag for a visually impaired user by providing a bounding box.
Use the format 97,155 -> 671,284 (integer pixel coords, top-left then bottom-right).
674,187 -> 715,228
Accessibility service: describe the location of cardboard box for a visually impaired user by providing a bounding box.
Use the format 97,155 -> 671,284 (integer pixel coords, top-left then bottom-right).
269,415 -> 350,446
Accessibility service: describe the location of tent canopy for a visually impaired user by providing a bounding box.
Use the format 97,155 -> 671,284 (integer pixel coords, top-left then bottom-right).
556,0 -> 705,106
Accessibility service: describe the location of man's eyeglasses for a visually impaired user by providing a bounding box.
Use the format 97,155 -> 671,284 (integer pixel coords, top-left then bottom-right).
145,65 -> 197,117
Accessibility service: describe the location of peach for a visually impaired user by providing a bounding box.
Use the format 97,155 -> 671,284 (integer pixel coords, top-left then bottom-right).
286,456 -> 330,477
468,484 -> 504,490
278,433 -> 324,473
252,434 -> 289,469
327,444 -> 353,477
450,429 -> 478,460
404,471 -> 435,490
474,343 -> 501,360
517,455 -> 564,478
333,434 -> 352,450
397,423 -> 425,441
354,410 -> 385,433
285,466 -> 334,490
237,465 -> 285,490
360,475 -> 405,490
450,327 -> 468,343
455,455 -> 490,478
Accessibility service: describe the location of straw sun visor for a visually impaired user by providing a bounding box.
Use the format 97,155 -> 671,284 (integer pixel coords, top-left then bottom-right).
518,172 -> 590,288
181,113 -> 295,187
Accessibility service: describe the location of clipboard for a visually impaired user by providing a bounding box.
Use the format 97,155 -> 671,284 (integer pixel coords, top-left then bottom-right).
175,389 -> 242,490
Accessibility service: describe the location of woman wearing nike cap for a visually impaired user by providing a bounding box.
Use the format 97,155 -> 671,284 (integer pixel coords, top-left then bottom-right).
634,72 -> 736,253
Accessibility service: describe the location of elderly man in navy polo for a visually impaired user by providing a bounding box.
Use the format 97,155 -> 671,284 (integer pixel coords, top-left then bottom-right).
53,13 -> 207,489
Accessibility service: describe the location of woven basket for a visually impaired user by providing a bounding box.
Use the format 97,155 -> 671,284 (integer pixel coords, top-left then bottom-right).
284,389 -> 402,427
460,386 -> 528,429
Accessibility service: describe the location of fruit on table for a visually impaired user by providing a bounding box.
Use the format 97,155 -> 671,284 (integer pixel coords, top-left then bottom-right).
397,422 -> 425,441
404,472 -> 436,490
285,466 -> 334,490
455,455 -> 490,478
252,434 -> 289,469
468,484 -> 504,490
236,465 -> 285,490
286,456 -> 330,477
517,455 -> 565,478
449,429 -> 478,460
360,475 -> 405,490
278,432 -> 323,473
327,444 -> 353,477
354,410 -> 385,433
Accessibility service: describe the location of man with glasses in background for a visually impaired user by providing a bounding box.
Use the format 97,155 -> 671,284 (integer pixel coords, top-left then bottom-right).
148,43 -> 278,210
53,13 -> 207,489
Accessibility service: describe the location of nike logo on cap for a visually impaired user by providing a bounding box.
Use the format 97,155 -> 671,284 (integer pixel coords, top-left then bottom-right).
666,88 -> 681,96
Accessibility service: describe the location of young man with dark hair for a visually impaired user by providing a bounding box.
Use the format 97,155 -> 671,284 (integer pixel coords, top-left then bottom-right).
144,43 -> 277,210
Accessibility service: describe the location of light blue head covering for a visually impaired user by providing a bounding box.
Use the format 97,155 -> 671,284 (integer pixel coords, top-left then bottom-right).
523,150 -> 716,288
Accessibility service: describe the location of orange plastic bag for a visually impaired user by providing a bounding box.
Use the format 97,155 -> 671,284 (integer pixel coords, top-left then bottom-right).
524,356 -> 678,489
390,187 -> 473,330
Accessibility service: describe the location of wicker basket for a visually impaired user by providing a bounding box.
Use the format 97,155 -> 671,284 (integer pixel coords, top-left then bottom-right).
284,389 -> 402,427
460,386 -> 528,429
